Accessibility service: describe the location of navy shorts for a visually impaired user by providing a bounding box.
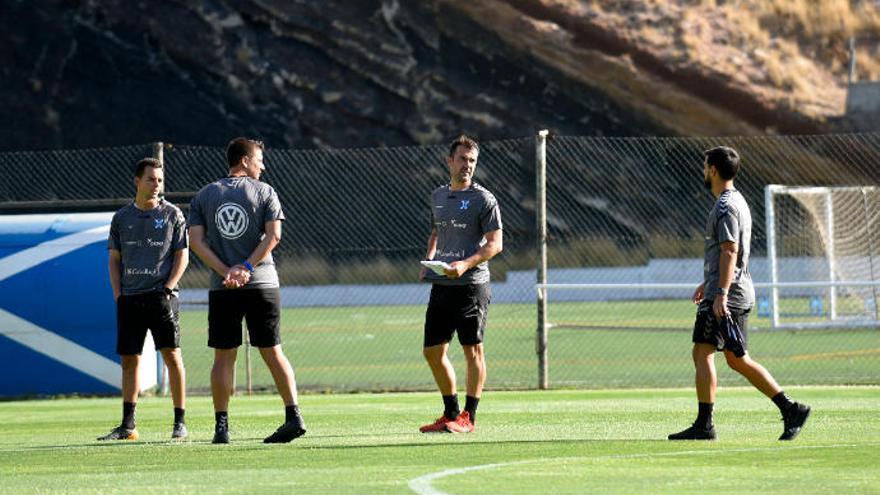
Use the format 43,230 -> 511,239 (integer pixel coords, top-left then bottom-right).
208,288 -> 281,349
116,292 -> 180,355
424,283 -> 491,347
692,300 -> 750,353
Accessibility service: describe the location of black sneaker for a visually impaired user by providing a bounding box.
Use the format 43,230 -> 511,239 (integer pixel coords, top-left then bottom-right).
212,423 -> 229,444
263,421 -> 307,443
668,423 -> 716,440
171,422 -> 188,440
779,402 -> 811,441
97,425 -> 139,441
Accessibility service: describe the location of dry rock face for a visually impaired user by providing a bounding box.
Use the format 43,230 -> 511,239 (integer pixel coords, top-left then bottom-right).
1,0 -> 856,151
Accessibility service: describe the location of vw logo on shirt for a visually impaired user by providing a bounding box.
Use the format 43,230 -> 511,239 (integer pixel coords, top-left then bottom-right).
215,202 -> 249,239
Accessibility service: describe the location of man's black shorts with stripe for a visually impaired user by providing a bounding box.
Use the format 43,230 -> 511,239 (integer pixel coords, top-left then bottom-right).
208,288 -> 282,349
424,283 -> 491,347
116,292 -> 181,355
693,300 -> 750,353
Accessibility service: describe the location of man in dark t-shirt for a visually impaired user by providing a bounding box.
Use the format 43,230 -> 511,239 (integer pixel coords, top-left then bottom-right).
189,137 -> 306,444
668,146 -> 810,442
98,158 -> 189,442
418,135 -> 503,434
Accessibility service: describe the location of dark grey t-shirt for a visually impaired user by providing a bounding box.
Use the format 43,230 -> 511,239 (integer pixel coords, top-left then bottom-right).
703,189 -> 754,310
424,182 -> 502,286
108,200 -> 188,295
188,177 -> 285,290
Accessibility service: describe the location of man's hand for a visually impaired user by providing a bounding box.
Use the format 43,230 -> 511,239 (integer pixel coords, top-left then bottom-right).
692,283 -> 705,305
224,265 -> 251,289
418,266 -> 428,281
443,261 -> 469,279
713,293 -> 729,320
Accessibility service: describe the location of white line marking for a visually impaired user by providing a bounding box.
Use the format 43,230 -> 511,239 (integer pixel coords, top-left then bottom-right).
0,225 -> 110,283
0,309 -> 120,388
407,443 -> 878,495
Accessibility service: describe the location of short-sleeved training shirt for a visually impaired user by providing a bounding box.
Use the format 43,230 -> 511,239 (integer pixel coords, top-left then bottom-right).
108,199 -> 188,295
424,182 -> 502,286
188,176 -> 284,290
703,189 -> 754,310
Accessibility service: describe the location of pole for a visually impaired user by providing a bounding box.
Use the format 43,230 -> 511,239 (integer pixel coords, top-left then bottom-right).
536,129 -> 549,390
765,185 -> 780,329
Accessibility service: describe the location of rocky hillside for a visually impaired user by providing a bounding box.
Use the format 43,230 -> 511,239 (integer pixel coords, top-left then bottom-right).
2,0 -> 878,151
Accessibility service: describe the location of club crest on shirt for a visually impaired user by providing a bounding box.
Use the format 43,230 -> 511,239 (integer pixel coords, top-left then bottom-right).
154,218 -> 166,229
459,199 -> 470,210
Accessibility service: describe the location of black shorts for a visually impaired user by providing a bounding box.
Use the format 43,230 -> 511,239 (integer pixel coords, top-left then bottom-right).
116,292 -> 180,355
692,300 -> 750,353
424,283 -> 491,347
208,288 -> 281,349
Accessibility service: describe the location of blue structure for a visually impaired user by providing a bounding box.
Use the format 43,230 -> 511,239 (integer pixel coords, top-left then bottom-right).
0,213 -> 155,396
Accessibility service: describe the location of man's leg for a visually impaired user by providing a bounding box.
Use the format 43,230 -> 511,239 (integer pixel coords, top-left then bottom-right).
97,355 -> 140,441
724,350 -> 811,440
160,347 -> 187,438
210,348 -> 236,443
423,342 -> 456,396
259,345 -> 298,406
462,343 -> 485,423
259,345 -> 306,443
670,343 -> 717,440
211,348 -> 237,412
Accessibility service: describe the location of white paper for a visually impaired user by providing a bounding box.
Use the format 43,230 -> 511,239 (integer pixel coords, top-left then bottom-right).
420,260 -> 451,276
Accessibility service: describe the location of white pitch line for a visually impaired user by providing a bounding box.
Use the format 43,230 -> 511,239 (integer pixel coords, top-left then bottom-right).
407,443 -> 877,495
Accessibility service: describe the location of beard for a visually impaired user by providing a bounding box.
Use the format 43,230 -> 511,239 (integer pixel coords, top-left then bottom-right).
703,175 -> 712,190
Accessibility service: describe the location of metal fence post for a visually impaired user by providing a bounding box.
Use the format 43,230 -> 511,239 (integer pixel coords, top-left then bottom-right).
536,130 -> 549,390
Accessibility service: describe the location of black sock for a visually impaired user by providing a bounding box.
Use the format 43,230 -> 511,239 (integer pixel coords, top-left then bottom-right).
215,411 -> 228,429
285,404 -> 302,425
696,402 -> 714,429
442,394 -> 460,420
464,395 -> 480,422
174,407 -> 185,424
122,402 -> 136,429
772,391 -> 794,413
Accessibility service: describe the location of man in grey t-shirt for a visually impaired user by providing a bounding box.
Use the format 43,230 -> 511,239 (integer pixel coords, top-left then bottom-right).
99,158 -> 189,442
189,137 -> 305,444
669,146 -> 810,442
418,135 -> 503,434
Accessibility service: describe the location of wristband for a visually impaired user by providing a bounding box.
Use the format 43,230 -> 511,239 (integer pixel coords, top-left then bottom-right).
163,287 -> 174,297
243,260 -> 255,273
717,287 -> 728,296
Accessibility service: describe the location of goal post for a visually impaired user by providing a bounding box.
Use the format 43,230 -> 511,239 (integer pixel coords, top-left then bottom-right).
765,184 -> 880,329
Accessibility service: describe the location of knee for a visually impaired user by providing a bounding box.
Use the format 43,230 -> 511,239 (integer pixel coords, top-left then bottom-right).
422,346 -> 442,364
462,345 -> 484,364
162,350 -> 184,370
725,353 -> 749,373
120,355 -> 139,371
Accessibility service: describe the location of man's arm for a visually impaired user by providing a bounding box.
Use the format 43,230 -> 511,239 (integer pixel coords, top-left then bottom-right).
713,240 -> 737,318
243,220 -> 282,268
444,229 -> 503,279
419,228 -> 438,280
108,249 -> 123,301
164,248 -> 189,292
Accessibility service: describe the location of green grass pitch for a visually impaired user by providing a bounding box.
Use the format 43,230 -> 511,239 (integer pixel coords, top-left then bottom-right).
175,300 -> 880,392
1,387 -> 878,494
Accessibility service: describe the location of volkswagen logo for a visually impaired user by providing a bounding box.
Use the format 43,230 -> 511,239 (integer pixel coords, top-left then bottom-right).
215,202 -> 249,239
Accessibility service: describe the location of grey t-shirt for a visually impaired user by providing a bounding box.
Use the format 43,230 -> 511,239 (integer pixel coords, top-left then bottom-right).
424,182 -> 502,286
108,200 -> 188,295
188,176 -> 285,290
703,189 -> 754,310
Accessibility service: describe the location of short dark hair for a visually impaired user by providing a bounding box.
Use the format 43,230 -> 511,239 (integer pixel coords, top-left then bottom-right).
704,146 -> 740,180
448,135 -> 479,157
226,137 -> 265,168
134,158 -> 162,178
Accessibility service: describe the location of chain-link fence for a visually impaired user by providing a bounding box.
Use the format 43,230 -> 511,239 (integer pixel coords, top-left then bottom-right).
1,133 -> 878,393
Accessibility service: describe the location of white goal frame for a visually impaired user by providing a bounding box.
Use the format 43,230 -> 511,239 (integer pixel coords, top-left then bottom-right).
765,184 -> 880,329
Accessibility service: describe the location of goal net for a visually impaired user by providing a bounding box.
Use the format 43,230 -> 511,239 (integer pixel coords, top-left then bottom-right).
765,185 -> 880,329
